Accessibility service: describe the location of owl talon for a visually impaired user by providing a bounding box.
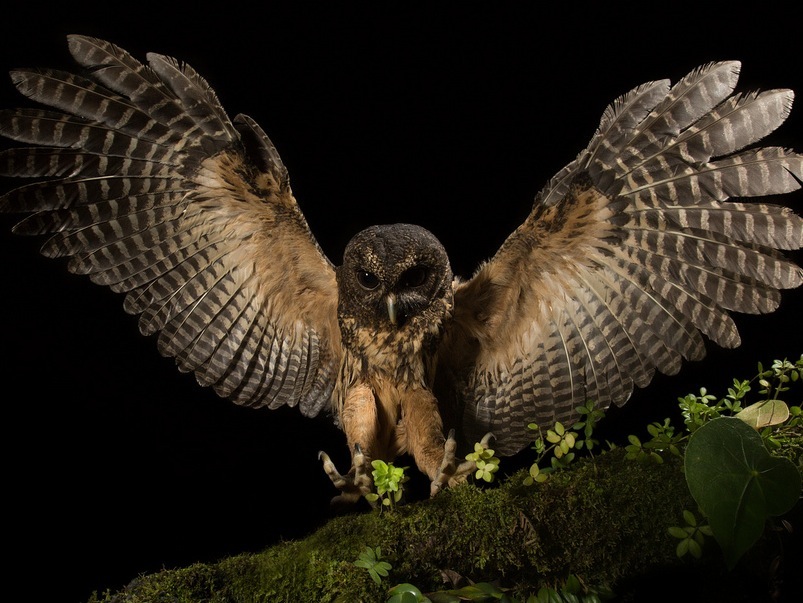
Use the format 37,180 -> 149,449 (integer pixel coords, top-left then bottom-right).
430,430 -> 495,497
319,444 -> 373,507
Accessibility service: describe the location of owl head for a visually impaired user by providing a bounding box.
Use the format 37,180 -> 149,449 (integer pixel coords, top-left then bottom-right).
336,224 -> 453,331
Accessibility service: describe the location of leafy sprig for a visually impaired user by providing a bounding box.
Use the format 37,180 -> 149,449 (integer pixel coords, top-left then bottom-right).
668,510 -> 713,559
365,460 -> 408,509
354,546 -> 392,585
465,441 -> 501,483
523,400 -> 607,485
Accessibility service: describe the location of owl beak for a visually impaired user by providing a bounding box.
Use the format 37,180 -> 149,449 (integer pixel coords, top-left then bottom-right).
386,293 -> 398,325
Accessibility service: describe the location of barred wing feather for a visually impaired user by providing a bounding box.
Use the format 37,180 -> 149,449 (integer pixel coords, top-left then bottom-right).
449,61 -> 803,454
0,35 -> 341,417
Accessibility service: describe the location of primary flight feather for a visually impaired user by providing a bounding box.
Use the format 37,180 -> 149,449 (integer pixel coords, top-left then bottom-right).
1,37 -> 801,502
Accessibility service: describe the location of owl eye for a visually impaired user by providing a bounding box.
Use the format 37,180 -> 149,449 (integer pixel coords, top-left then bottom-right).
399,265 -> 428,288
356,270 -> 380,290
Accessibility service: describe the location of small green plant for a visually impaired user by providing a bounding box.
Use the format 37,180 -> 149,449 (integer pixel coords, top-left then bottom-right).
685,416 -> 801,569
612,356 -> 801,567
524,400 -> 605,485
524,421 -> 578,485
679,386 -> 725,433
632,357 -> 802,463
677,357 -> 803,437
546,422 -> 575,458
624,419 -> 683,464
365,460 -> 408,509
666,355 -> 802,568
354,546 -> 392,585
572,399 -> 606,453
523,423 -> 556,486
668,510 -> 713,559
523,461 -> 549,486
623,433 -> 661,464
465,441 -> 501,482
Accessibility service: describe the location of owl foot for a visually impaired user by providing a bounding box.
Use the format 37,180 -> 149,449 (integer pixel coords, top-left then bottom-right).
429,430 -> 494,497
319,444 -> 373,508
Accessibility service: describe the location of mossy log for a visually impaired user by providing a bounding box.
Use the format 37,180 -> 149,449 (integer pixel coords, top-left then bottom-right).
90,447 -> 802,603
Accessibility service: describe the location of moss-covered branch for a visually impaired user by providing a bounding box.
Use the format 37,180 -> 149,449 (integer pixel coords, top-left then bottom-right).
88,442 -> 803,603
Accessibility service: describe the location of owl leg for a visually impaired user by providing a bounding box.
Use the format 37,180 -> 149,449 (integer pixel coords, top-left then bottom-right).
397,388 -> 491,496
319,384 -> 381,507
430,431 -> 494,497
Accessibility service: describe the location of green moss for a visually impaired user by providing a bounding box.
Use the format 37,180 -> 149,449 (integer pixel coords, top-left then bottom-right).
88,449 -> 704,602
85,362 -> 803,601
87,431 -> 803,603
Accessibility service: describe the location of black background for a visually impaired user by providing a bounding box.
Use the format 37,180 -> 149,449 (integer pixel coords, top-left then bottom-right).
1,3 -> 801,602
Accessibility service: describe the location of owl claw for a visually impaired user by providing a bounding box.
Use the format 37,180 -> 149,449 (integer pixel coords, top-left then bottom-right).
430,430 -> 494,497
319,444 -> 373,508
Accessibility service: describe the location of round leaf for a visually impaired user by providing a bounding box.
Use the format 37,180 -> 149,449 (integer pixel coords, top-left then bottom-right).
737,400 -> 789,429
685,417 -> 801,568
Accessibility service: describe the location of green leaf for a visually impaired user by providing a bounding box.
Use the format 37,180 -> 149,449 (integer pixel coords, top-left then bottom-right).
536,587 -> 564,603
736,399 -> 790,429
440,582 -> 505,599
387,583 -> 422,596
563,574 -> 581,593
375,562 -> 391,575
684,417 -> 801,568
387,583 -> 427,603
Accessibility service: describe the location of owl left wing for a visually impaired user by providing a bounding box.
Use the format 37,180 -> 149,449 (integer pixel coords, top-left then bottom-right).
0,36 -> 341,417
443,61 -> 803,455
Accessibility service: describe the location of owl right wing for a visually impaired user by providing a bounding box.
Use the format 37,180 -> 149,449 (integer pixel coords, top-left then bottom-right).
0,36 -> 341,417
443,61 -> 803,455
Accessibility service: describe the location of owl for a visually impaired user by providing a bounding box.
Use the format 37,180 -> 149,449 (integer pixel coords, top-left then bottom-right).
1,36 -> 801,505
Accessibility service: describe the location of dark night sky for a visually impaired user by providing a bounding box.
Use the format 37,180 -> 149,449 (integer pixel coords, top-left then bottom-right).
1,3 -> 801,602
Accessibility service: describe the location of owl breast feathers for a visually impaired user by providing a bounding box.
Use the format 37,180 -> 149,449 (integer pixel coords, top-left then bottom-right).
1,36 -> 801,500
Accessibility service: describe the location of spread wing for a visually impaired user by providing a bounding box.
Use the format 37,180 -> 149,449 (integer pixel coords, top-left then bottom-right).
0,35 -> 341,417
444,61 -> 803,455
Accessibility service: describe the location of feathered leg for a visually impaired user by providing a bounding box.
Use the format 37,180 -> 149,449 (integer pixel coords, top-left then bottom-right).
395,387 -> 493,496
320,384 -> 378,506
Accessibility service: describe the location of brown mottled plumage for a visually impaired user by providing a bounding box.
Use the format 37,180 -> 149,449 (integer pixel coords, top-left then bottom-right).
1,37 -> 801,501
